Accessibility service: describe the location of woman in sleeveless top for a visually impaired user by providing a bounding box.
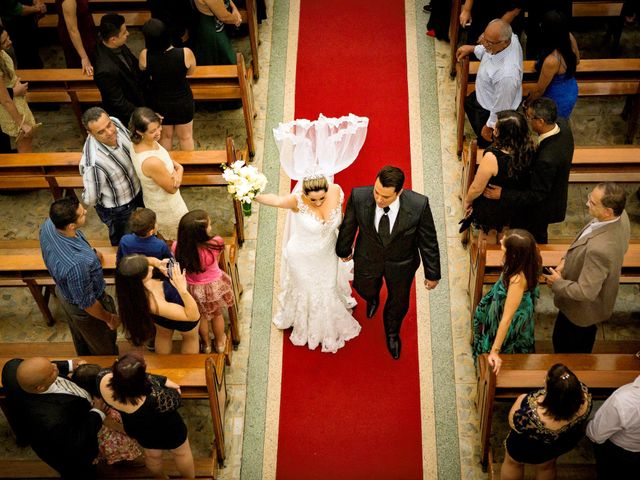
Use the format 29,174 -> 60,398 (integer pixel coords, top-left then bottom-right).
140,19 -> 196,151
129,107 -> 189,240
98,352 -> 195,479
192,0 -> 242,66
55,0 -> 96,75
500,363 -> 592,479
116,254 -> 201,354
0,27 -> 36,152
463,110 -> 535,236
527,10 -> 579,118
472,229 -> 540,374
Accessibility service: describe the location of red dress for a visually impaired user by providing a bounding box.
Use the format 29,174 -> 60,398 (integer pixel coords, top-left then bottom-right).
55,0 -> 97,68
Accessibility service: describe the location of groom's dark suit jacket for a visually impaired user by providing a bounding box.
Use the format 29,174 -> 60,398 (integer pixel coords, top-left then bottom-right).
1,359 -> 101,479
336,186 -> 441,282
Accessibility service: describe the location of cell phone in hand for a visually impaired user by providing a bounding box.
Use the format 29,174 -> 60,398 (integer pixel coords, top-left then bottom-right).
542,266 -> 553,275
166,258 -> 176,279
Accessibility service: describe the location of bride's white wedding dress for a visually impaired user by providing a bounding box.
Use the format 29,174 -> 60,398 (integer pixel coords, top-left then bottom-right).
272,113 -> 369,353
273,189 -> 360,353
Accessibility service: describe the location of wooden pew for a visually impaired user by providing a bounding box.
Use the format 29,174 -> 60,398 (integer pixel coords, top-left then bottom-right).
0,353 -> 227,478
460,139 -> 640,205
0,137 -> 246,245
448,0 -> 626,78
455,57 -> 640,155
0,239 -> 242,351
468,237 -> 640,316
475,352 -> 640,473
40,0 -> 261,80
18,52 -> 256,157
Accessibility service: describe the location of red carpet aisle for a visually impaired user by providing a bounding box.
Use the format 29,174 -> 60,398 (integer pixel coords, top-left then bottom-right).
276,1 -> 423,478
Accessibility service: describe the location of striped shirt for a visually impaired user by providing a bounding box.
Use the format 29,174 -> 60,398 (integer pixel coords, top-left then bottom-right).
80,117 -> 141,209
39,219 -> 106,309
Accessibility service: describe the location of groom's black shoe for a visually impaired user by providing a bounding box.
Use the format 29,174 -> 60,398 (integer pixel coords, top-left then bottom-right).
366,297 -> 379,318
386,334 -> 401,360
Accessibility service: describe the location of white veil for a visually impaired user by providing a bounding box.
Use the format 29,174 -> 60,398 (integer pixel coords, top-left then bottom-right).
273,113 -> 369,285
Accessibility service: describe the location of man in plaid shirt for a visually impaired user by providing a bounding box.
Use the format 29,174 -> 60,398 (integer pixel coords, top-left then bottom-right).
80,107 -> 143,245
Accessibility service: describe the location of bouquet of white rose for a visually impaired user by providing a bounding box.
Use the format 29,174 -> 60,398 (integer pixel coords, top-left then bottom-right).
222,160 -> 268,216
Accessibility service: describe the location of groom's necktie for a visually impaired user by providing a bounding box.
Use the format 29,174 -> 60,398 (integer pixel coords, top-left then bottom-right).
379,206 -> 391,245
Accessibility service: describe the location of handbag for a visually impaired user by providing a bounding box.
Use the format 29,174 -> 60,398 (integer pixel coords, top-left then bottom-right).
458,212 -> 473,234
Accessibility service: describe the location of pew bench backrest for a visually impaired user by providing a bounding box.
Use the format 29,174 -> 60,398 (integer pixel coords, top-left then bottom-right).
18,53 -> 256,156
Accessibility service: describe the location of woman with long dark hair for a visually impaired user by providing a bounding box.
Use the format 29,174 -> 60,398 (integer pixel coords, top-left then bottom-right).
139,19 -> 196,151
472,229 -> 541,374
463,110 -> 535,236
173,210 -> 234,354
527,10 -> 580,118
98,352 -> 195,478
500,363 -> 592,479
115,254 -> 200,354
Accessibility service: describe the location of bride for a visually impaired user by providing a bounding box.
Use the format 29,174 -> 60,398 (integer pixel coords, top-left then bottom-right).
254,113 -> 368,353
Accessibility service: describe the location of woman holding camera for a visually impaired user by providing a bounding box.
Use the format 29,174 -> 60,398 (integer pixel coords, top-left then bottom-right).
116,254 -> 200,354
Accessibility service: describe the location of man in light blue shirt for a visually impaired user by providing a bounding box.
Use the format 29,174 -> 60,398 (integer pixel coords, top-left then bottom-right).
456,19 -> 523,147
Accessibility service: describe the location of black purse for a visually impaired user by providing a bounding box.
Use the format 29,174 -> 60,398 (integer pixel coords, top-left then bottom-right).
458,212 -> 473,234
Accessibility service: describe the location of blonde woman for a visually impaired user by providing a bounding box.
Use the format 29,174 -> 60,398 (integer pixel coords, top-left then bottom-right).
0,26 -> 36,152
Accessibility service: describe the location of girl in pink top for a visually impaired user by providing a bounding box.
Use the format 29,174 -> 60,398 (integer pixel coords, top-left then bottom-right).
173,210 -> 234,353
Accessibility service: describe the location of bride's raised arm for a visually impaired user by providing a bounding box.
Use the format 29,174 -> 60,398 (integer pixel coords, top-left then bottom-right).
254,192 -> 298,210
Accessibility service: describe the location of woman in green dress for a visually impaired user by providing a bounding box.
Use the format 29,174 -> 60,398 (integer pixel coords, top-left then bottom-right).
192,0 -> 242,66
472,229 -> 542,374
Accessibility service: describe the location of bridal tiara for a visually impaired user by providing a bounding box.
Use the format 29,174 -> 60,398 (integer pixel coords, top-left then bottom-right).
302,172 -> 326,181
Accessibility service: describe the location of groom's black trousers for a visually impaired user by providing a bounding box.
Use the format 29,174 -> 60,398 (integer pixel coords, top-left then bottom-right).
353,268 -> 415,337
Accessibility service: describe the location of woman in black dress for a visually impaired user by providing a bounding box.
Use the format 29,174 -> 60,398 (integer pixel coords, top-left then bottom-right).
500,363 -> 592,479
463,110 -> 534,239
98,352 -> 195,478
139,19 -> 197,151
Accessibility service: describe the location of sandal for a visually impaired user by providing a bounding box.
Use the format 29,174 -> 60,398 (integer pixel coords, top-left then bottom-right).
200,340 -> 212,354
215,334 -> 227,354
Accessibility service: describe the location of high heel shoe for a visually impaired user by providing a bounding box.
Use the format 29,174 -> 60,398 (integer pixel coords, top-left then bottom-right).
215,334 -> 227,354
200,340 -> 212,354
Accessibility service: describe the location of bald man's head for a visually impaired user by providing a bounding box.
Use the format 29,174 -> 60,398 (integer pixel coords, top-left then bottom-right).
16,357 -> 59,393
480,19 -> 513,54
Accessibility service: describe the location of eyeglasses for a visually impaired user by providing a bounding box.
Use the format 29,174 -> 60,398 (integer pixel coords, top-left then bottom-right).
480,34 -> 507,46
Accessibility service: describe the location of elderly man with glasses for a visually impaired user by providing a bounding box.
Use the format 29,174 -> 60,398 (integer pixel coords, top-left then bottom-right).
456,18 -> 523,147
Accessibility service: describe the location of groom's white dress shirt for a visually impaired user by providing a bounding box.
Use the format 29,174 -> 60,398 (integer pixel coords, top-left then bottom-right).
375,196 -> 400,232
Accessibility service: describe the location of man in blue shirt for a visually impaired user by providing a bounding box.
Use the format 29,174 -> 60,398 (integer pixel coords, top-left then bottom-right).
40,197 -> 119,355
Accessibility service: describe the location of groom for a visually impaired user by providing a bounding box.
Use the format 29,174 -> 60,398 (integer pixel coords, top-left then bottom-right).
337,166 -> 441,359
